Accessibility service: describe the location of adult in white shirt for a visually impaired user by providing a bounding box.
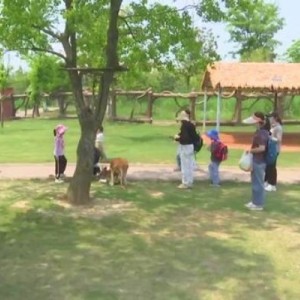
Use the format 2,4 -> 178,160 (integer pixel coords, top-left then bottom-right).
265,112 -> 283,192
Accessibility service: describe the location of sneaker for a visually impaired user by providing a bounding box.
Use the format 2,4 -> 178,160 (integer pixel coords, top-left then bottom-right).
265,184 -> 277,192
99,178 -> 107,183
177,183 -> 191,189
245,202 -> 263,211
55,178 -> 64,183
210,184 -> 221,188
245,202 -> 253,208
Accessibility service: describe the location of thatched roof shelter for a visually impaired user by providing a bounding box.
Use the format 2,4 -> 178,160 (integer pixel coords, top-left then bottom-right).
200,62 -> 300,131
201,62 -> 300,93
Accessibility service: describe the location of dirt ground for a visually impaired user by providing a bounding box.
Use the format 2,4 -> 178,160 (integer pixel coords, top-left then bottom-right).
0,163 -> 299,184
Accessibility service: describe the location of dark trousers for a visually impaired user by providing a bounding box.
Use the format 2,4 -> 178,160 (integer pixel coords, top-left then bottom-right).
54,155 -> 67,179
265,155 -> 278,186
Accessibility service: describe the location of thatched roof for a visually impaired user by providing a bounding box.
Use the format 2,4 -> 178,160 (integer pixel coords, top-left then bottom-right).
201,62 -> 300,92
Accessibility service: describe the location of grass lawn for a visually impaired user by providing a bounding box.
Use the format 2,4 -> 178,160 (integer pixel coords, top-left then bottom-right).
0,118 -> 299,167
0,179 -> 300,299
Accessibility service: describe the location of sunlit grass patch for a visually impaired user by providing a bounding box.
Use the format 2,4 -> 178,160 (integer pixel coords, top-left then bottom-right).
0,180 -> 300,299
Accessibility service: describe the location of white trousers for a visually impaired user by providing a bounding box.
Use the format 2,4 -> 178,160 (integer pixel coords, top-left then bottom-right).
179,144 -> 194,186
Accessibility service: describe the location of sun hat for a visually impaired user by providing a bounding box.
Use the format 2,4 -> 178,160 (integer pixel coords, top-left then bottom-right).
242,112 -> 265,124
176,110 -> 189,121
205,129 -> 219,141
55,124 -> 67,135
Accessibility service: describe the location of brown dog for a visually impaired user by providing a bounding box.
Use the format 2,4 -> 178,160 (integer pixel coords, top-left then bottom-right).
100,158 -> 129,186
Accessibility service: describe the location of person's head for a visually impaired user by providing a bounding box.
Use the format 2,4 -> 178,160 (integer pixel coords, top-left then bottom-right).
176,110 -> 189,122
97,125 -> 104,133
184,109 -> 191,118
268,111 -> 282,125
243,112 -> 268,130
55,124 -> 67,136
205,129 -> 219,141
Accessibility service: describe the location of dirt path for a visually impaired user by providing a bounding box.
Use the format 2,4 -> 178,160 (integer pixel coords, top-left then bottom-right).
0,163 -> 299,184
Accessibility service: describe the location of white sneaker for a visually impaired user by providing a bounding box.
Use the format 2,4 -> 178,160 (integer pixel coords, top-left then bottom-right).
55,178 -> 64,183
245,202 -> 263,211
265,184 -> 277,192
99,178 -> 107,183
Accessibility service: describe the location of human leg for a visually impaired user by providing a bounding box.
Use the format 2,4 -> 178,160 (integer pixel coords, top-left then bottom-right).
179,144 -> 194,187
209,161 -> 220,185
60,155 -> 67,176
251,162 -> 266,207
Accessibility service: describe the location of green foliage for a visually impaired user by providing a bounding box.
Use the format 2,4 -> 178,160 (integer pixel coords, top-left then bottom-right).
286,39 -> 300,62
240,48 -> 275,62
7,68 -> 30,94
0,63 -> 9,91
226,0 -> 284,57
26,55 -> 70,107
118,1 -> 219,89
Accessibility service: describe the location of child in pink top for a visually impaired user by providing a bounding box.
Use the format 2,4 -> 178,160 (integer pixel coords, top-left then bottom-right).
53,124 -> 67,183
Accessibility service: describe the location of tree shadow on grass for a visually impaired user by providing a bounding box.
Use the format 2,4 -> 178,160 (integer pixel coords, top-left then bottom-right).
0,208 -> 281,300
1,180 -> 299,299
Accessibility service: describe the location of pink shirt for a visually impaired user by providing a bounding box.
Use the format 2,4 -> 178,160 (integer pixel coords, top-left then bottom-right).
54,135 -> 65,156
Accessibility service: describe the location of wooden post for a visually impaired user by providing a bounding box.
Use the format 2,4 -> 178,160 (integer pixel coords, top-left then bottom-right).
111,89 -> 117,119
234,89 -> 243,125
189,90 -> 197,121
216,86 -> 221,132
274,91 -> 278,112
146,89 -> 153,121
202,88 -> 207,133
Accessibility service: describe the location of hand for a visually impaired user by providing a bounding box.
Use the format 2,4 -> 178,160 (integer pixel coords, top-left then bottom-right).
174,134 -> 180,140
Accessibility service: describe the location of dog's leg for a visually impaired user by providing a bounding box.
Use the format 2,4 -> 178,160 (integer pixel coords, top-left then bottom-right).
123,168 -> 128,186
110,169 -> 114,186
120,169 -> 124,186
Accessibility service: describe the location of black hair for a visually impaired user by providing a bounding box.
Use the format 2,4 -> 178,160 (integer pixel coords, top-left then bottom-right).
263,116 -> 271,132
270,112 -> 283,125
184,108 -> 191,116
253,111 -> 270,132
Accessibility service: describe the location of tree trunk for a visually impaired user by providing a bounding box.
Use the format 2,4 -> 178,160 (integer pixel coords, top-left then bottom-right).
66,0 -> 123,205
67,108 -> 95,205
58,96 -> 66,117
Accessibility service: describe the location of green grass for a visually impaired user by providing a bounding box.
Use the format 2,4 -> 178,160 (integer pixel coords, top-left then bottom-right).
1,179 -> 300,299
0,118 -> 299,167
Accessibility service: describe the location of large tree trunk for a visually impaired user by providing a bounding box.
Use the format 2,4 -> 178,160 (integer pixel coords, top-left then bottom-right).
67,107 -> 95,205
66,0 -> 123,205
66,65 -> 96,204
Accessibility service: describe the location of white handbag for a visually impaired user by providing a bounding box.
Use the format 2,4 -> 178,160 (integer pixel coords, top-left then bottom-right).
239,151 -> 253,172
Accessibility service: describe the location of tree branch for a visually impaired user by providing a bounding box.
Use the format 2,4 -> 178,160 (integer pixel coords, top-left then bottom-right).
21,45 -> 66,61
31,25 -> 62,42
119,16 -> 138,42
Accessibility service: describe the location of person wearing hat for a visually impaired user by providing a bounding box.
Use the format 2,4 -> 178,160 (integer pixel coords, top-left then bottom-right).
242,112 -> 270,210
205,128 -> 222,187
53,124 -> 68,183
264,112 -> 283,192
174,110 -> 198,189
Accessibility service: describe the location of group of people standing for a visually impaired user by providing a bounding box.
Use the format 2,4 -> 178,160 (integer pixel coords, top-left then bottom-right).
174,109 -> 283,211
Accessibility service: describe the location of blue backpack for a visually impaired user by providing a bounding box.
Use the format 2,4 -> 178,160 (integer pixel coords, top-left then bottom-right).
265,137 -> 278,165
